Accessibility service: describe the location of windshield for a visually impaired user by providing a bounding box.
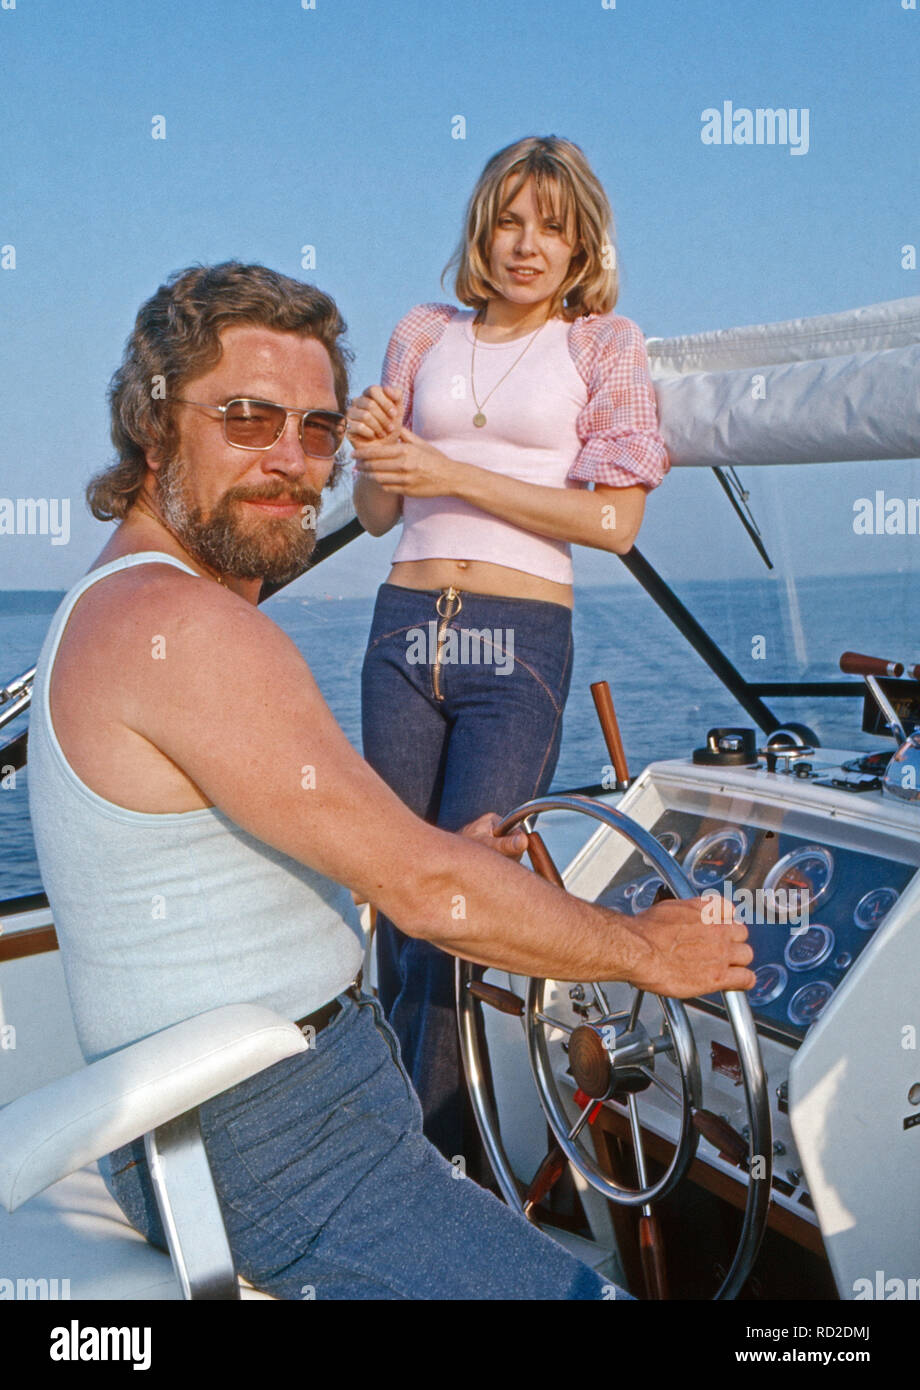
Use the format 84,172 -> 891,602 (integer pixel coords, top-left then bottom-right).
553,454 -> 920,785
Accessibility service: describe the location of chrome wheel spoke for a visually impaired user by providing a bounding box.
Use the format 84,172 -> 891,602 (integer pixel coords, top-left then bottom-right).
591,982 -> 611,1014
534,1011 -> 574,1035
637,1065 -> 682,1106
626,1092 -> 651,1188
628,988 -> 645,1031
567,1097 -> 598,1143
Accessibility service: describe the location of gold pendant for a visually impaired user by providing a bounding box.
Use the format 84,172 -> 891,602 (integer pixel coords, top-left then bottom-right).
473,412 -> 487,428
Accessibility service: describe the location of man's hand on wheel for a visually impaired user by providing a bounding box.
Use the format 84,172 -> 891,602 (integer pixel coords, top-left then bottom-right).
457,812 -> 528,860
626,895 -> 755,998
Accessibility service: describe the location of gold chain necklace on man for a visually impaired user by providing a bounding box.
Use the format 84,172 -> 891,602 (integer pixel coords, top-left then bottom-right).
470,315 -> 549,428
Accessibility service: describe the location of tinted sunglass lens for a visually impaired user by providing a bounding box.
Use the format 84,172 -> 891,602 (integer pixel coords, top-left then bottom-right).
224,400 -> 285,447
301,414 -> 344,459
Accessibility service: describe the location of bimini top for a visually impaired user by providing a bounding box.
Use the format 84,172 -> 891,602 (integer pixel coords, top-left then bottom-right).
647,294 -> 920,470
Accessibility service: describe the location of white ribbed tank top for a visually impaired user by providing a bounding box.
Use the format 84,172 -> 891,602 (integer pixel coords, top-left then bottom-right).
27,552 -> 363,1062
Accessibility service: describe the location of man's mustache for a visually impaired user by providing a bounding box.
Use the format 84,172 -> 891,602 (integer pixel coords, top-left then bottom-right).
225,482 -> 323,509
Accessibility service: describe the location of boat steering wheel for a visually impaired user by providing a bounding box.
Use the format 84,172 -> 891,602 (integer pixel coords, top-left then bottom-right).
457,794 -> 772,1301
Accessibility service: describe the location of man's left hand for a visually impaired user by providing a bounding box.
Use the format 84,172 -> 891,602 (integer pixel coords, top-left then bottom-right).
458,813 -> 528,861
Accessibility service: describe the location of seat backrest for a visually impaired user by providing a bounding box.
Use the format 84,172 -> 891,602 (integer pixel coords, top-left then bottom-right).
0,937 -> 84,1106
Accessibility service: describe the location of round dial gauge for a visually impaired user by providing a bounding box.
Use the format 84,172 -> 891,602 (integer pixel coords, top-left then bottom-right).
788,980 -> 834,1028
683,827 -> 750,890
764,845 -> 834,913
784,924 -> 835,973
628,872 -> 665,914
854,886 -> 899,932
600,886 -> 632,913
655,830 -> 682,856
748,963 -> 788,1008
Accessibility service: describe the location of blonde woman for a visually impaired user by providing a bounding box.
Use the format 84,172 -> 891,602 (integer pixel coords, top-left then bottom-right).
349,135 -> 668,1167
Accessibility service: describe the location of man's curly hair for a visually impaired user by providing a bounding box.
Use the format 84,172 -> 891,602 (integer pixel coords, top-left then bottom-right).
87,262 -> 352,521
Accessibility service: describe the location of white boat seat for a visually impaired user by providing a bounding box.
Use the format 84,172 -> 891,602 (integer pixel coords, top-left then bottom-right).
0,1004 -> 308,1299
0,1162 -> 273,1300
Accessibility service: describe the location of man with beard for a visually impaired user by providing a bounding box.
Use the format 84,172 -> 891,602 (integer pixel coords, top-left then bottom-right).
27,262 -> 753,1300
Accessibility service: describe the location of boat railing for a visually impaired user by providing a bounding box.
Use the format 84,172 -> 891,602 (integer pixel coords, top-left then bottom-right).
0,667 -> 34,733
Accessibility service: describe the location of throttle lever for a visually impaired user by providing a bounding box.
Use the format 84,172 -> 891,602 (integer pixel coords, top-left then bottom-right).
839,651 -> 909,745
526,830 -> 566,889
591,680 -> 630,789
691,1107 -> 749,1167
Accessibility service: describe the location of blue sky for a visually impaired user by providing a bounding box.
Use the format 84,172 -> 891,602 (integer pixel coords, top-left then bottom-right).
1,0 -> 918,595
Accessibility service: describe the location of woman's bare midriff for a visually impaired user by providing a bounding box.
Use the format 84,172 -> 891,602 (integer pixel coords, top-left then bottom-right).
387,558 -> 573,609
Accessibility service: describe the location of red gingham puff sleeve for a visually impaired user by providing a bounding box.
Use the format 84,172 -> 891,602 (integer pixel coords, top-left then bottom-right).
566,314 -> 670,489
380,303 -> 457,428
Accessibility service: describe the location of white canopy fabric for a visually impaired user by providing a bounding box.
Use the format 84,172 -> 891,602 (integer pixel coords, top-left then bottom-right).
646,295 -> 920,374
649,295 -> 920,469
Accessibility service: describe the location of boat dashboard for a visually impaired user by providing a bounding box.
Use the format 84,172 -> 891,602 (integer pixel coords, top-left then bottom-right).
596,800 -> 915,1048
478,740 -> 920,1297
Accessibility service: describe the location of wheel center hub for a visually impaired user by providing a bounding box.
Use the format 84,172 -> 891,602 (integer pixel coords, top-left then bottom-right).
568,1024 -> 615,1098
568,1019 -> 655,1099
569,1023 -> 655,1095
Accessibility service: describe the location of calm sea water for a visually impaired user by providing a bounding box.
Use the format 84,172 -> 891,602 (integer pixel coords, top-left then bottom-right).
1,572 -> 910,901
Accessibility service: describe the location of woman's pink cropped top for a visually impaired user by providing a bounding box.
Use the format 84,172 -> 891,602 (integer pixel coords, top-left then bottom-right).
379,303 -> 668,585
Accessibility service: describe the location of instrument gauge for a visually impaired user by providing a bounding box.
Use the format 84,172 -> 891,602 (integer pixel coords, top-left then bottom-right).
784,924 -> 834,973
764,845 -> 834,913
748,963 -> 788,1008
628,873 -> 665,914
683,827 -> 750,890
598,882 -> 634,914
787,980 -> 834,1028
854,887 -> 899,932
655,830 -> 682,856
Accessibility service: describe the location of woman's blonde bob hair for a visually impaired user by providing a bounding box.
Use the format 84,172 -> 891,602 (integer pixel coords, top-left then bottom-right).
446,136 -> 618,320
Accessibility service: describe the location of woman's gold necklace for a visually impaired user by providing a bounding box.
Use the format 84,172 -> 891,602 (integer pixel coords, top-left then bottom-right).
470,315 -> 549,428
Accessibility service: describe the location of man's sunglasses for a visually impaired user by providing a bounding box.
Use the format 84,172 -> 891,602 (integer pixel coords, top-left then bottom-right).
175,398 -> 347,460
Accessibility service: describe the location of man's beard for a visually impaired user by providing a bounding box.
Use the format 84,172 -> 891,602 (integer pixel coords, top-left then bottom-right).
154,457 -> 326,586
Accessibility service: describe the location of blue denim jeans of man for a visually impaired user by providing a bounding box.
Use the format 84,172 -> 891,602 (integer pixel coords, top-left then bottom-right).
102,992 -> 622,1299
361,583 -> 574,1164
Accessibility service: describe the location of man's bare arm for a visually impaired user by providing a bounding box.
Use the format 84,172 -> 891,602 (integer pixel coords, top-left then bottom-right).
111,570 -> 753,996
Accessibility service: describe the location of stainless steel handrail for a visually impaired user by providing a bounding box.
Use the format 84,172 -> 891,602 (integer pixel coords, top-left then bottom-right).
0,667 -> 34,733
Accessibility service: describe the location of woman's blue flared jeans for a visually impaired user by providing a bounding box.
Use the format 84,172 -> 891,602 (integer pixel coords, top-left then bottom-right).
362,583 -> 573,1163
